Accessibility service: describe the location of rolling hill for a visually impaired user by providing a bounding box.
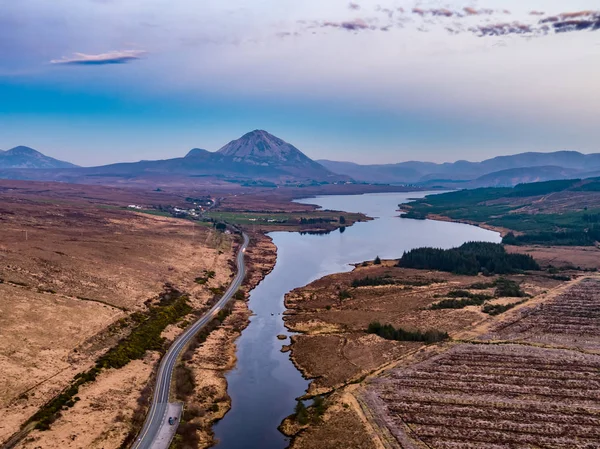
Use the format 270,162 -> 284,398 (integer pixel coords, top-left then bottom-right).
319,151 -> 600,187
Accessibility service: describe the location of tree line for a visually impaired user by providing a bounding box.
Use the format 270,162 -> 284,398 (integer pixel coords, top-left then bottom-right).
503,226 -> 600,247
396,242 -> 539,275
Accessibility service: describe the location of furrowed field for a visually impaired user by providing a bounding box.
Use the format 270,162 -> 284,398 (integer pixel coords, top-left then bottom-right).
362,278 -> 600,449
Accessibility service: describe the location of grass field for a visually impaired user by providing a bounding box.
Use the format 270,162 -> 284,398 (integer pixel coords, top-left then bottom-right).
204,210 -> 365,228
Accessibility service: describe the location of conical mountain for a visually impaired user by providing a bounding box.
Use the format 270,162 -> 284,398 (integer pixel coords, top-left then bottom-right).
217,130 -> 314,165
0,146 -> 78,169
216,130 -> 344,180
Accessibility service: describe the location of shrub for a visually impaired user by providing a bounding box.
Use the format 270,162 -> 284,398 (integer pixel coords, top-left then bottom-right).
494,278 -> 527,297
482,300 -> 527,316
351,275 -> 395,287
338,290 -> 352,300
468,281 -> 495,290
430,290 -> 493,310
367,321 -> 449,343
295,400 -> 309,425
175,364 -> 195,400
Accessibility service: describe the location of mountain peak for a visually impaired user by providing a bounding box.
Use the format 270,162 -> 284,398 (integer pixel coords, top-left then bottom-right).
217,130 -> 313,166
185,148 -> 211,158
6,146 -> 42,156
0,146 -> 78,169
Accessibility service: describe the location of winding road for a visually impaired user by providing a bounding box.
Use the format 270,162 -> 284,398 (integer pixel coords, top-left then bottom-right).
132,232 -> 250,449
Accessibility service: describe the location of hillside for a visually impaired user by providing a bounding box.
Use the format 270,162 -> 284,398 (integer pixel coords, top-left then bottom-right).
471,166 -> 582,187
401,178 -> 600,247
319,151 -> 600,186
0,146 -> 77,169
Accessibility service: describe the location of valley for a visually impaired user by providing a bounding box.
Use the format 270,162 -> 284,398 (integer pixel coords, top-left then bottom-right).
1,136 -> 600,449
6,1 -> 600,447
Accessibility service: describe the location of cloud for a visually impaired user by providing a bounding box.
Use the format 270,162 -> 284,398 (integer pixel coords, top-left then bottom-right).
375,6 -> 394,19
540,10 -> 600,33
470,22 -> 536,37
348,2 -> 360,10
463,7 -> 497,16
412,8 -> 456,18
322,18 -> 374,31
466,9 -> 599,37
553,18 -> 600,33
292,6 -> 598,40
50,50 -> 146,65
542,10 -> 597,21
411,7 -> 508,19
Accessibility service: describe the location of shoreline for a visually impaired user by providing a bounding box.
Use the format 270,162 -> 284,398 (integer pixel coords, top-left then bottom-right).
189,232 -> 279,448
425,213 -> 512,238
397,204 -> 510,238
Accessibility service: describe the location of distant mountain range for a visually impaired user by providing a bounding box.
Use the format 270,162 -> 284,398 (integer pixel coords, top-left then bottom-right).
319,151 -> 600,187
0,131 -> 347,184
0,146 -> 77,169
2,135 -> 599,188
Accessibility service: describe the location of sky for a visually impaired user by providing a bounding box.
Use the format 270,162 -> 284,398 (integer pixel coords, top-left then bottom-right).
1,0 -> 599,166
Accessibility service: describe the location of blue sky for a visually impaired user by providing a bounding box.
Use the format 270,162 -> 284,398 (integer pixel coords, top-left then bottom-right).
1,0 -> 599,166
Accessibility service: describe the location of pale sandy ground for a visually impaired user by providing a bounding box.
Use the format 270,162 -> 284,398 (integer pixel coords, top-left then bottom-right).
7,234 -> 235,449
0,285 -> 123,442
507,244 -> 600,270
0,207 -> 236,446
18,353 -> 159,449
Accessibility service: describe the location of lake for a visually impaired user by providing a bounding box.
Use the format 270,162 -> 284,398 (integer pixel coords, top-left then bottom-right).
213,191 -> 501,448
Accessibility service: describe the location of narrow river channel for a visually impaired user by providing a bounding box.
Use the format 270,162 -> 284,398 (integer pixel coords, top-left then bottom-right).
213,191 -> 501,449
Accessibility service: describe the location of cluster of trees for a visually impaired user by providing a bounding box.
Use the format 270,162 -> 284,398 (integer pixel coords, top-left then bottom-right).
294,396 -> 327,425
494,277 -> 527,297
97,293 -> 192,370
175,363 -> 195,400
430,290 -> 493,310
401,210 -> 427,220
351,275 -> 395,288
431,278 -> 526,311
351,275 -> 437,288
299,217 -> 335,225
482,300 -> 527,316
194,270 -> 216,285
214,222 -> 227,232
583,213 -> 600,223
338,289 -> 352,300
397,242 -> 539,275
508,179 -> 580,198
367,321 -> 449,343
503,226 -> 600,246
